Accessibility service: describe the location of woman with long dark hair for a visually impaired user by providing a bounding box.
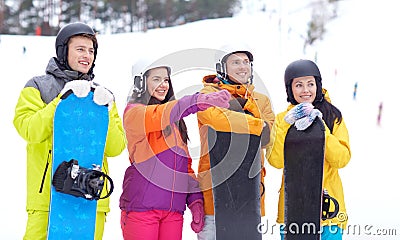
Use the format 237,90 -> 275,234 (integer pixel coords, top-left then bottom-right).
268,59 -> 351,240
120,59 -> 230,240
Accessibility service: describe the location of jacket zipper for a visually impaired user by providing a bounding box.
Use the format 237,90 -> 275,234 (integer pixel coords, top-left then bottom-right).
39,150 -> 51,193
170,153 -> 177,211
103,165 -> 108,197
169,125 -> 178,211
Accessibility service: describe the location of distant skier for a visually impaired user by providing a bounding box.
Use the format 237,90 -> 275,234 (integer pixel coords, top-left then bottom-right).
334,68 -> 337,80
35,25 -> 42,36
22,46 -> 26,54
13,22 -> 126,240
268,59 -> 351,240
377,102 -> 383,126
353,82 -> 358,100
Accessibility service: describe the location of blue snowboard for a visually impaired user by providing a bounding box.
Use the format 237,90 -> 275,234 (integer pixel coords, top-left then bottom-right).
48,91 -> 109,240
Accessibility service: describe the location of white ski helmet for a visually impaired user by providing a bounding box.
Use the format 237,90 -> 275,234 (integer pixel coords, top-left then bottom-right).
130,56 -> 172,98
215,42 -> 254,82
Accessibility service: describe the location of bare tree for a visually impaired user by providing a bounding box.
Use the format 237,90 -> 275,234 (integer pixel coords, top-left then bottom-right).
0,0 -> 4,33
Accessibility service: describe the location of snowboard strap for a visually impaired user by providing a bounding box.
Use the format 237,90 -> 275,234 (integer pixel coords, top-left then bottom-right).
60,87 -> 96,100
52,159 -> 114,200
260,182 -> 265,197
321,189 -> 339,220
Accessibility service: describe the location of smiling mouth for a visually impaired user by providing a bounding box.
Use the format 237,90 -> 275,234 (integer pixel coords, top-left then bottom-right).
301,95 -> 312,99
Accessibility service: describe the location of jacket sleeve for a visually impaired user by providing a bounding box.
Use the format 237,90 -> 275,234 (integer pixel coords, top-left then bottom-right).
197,107 -> 263,135
257,94 -> 275,148
124,94 -> 199,136
13,87 -> 60,143
169,93 -> 200,124
104,102 -> 127,157
267,112 -> 291,169
259,95 -> 275,131
197,87 -> 263,135
186,157 -> 203,205
324,118 -> 351,169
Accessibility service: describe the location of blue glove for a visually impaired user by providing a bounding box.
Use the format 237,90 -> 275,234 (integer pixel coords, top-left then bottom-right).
294,109 -> 322,130
284,102 -> 314,125
285,102 -> 323,130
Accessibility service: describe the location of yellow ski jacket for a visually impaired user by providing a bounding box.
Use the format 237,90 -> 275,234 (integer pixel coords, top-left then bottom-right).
268,90 -> 351,228
13,58 -> 126,213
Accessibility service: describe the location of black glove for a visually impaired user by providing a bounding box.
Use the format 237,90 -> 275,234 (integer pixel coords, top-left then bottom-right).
260,122 -> 270,147
228,97 -> 248,113
236,97 -> 247,108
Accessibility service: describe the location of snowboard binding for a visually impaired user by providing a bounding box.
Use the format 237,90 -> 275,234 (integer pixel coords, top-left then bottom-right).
52,159 -> 114,200
321,189 -> 339,220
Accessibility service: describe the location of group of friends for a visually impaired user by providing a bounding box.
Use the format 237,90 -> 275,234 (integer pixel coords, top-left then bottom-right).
13,22 -> 351,240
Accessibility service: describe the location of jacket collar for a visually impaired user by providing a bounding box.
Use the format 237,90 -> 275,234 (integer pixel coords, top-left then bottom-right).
46,57 -> 93,82
286,88 -> 331,111
202,74 -> 255,98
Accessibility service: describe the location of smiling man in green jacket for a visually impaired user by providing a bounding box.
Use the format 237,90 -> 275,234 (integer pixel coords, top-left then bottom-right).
13,22 -> 126,240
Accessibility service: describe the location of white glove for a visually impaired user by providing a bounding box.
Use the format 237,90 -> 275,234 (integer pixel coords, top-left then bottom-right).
60,80 -> 91,98
294,109 -> 323,130
284,102 -> 314,125
93,85 -> 114,111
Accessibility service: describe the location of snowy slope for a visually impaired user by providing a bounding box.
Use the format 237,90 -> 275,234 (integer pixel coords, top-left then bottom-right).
1,0 -> 399,239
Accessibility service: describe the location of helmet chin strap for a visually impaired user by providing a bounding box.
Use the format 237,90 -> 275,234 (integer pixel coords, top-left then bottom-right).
250,62 -> 254,84
244,80 -> 250,98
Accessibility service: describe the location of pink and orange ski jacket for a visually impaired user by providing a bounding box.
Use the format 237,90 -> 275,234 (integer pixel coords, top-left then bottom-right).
121,94 -> 203,214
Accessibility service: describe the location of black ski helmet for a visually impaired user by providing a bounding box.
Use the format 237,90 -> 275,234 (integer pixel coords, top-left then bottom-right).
55,22 -> 98,69
284,59 -> 324,104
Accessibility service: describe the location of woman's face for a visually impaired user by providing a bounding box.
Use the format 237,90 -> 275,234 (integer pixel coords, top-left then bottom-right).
291,76 -> 317,103
146,67 -> 170,101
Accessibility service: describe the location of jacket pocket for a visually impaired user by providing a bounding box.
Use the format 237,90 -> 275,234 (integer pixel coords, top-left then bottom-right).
39,150 -> 51,193
120,165 -> 149,209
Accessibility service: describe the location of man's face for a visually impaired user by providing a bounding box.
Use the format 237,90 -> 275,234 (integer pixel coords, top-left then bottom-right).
67,36 -> 94,74
225,52 -> 251,84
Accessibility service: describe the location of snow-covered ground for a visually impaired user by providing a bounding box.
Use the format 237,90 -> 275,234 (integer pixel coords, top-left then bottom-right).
1,0 -> 399,239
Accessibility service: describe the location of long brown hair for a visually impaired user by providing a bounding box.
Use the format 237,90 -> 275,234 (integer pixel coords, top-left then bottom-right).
286,77 -> 342,133
128,67 -> 189,144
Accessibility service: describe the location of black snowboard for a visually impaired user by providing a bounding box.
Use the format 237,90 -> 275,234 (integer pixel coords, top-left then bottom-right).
208,127 -> 262,240
283,118 -> 325,240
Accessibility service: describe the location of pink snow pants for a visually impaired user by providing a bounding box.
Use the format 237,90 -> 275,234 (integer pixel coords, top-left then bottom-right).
121,210 -> 183,240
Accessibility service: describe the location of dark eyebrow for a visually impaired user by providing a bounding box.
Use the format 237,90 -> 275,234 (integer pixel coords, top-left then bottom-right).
73,44 -> 94,49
